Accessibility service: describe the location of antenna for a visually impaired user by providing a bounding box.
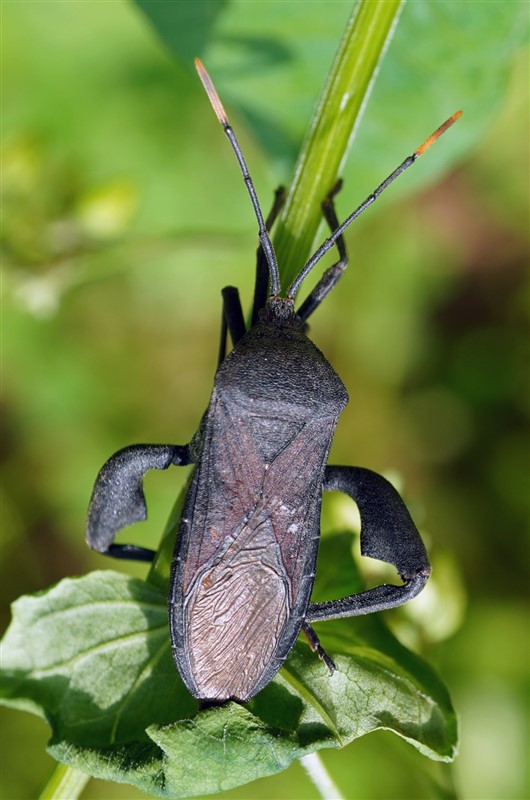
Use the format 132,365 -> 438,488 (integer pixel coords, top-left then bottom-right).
196,58 -> 462,304
195,58 -> 282,297
286,110 -> 462,299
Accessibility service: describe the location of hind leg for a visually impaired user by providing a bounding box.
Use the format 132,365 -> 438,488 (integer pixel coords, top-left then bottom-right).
86,444 -> 192,560
307,465 -> 431,622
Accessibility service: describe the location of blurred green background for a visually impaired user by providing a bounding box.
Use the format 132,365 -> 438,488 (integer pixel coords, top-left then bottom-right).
1,2 -> 528,799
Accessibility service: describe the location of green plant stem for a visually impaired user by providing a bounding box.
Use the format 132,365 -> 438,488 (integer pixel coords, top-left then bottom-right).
300,752 -> 344,800
38,763 -> 90,800
273,0 -> 404,291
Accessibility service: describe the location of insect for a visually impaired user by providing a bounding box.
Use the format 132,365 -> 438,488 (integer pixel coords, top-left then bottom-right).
87,59 -> 461,703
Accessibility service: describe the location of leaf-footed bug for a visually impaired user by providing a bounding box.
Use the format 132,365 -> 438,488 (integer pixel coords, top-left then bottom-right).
87,59 -> 461,703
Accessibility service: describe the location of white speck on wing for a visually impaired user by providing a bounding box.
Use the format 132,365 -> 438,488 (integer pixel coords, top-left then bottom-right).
287,523 -> 298,534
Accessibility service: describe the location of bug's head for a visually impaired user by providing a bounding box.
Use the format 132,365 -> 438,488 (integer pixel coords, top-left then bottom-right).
258,296 -> 300,327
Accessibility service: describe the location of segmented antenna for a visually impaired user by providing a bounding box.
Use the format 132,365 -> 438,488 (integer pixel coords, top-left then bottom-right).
286,110 -> 462,299
195,58 -> 282,297
196,58 -> 462,303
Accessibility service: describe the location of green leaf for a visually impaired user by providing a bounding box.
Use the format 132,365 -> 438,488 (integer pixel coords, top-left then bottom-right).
0,571 -> 197,742
134,1 -> 229,65
1,533 -> 457,798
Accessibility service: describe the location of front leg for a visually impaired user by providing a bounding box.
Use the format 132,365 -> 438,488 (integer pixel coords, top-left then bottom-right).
296,181 -> 348,323
307,466 -> 431,622
86,444 -> 192,561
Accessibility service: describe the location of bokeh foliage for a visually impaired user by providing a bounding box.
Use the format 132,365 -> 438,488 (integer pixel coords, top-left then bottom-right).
1,1 -> 529,799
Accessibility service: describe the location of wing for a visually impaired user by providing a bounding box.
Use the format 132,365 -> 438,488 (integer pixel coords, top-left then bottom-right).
170,390 -> 338,701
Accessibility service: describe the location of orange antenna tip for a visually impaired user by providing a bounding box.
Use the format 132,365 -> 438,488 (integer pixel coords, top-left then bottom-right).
415,109 -> 463,157
195,58 -> 228,125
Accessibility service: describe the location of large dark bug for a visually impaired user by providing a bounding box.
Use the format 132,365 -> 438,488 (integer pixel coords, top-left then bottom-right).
87,59 -> 461,703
